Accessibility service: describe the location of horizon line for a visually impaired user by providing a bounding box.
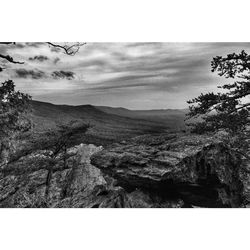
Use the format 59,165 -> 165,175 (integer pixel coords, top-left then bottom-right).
31,99 -> 189,111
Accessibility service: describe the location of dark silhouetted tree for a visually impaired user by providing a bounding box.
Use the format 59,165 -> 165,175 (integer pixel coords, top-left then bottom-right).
186,50 -> 250,165
24,121 -> 90,198
187,50 -> 250,135
0,80 -> 31,167
0,42 -> 86,167
47,42 -> 86,55
32,121 -> 90,161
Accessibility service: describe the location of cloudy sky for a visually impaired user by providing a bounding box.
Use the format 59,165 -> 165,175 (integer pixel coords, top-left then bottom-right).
0,42 -> 250,109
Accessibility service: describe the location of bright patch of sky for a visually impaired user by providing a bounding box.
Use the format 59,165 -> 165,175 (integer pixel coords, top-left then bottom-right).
1,42 -> 250,109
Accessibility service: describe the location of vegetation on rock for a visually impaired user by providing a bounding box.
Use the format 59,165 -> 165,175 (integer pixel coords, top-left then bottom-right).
187,50 -> 249,135
0,80 -> 31,168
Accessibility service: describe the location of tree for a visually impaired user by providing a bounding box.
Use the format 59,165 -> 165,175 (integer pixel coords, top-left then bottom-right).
0,42 -> 86,68
0,80 -> 31,167
187,50 -> 250,135
0,42 -> 86,167
31,121 -> 90,163
186,50 -> 250,166
24,122 -> 90,199
47,42 -> 86,56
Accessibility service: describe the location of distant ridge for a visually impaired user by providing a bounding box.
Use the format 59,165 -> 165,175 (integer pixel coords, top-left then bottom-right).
31,100 -> 182,145
31,100 -> 187,132
95,105 -> 187,128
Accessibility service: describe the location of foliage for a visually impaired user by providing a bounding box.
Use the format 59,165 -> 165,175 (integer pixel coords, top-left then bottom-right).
0,80 -> 31,166
0,80 -> 31,137
31,121 -> 90,157
0,42 -> 85,167
187,50 -> 250,135
7,121 -> 90,169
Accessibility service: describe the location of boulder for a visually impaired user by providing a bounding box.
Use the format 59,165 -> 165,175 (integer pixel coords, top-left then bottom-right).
0,144 -> 106,208
91,134 -> 243,207
0,134 -> 245,208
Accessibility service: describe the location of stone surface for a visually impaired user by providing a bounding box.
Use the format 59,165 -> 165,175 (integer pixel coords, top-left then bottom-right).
91,134 -> 243,207
0,134 -> 246,208
0,144 -> 106,208
0,139 -> 190,208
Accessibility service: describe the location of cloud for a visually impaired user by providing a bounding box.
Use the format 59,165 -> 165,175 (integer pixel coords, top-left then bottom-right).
51,70 -> 75,80
50,46 -> 61,53
3,42 -> 250,109
15,68 -> 46,79
14,42 -> 44,49
29,55 -> 49,62
53,57 -> 60,64
25,42 -> 44,48
14,43 -> 26,49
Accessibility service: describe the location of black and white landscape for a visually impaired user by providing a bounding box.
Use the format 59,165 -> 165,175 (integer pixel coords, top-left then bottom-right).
0,42 -> 249,208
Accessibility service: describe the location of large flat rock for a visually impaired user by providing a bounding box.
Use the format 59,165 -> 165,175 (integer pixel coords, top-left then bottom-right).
91,134 -> 243,207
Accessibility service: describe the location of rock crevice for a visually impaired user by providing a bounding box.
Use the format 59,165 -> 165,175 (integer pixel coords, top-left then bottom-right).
0,134 -> 245,208
91,134 -> 243,207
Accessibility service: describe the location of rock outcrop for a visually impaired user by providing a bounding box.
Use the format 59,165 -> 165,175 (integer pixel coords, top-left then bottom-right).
1,142 -> 174,208
91,134 -> 244,207
0,134 -> 245,208
0,144 -> 107,207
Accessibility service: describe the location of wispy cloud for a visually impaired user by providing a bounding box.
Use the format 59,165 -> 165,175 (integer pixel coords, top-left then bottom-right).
29,55 -> 49,62
51,70 -> 75,80
1,42 -> 250,109
15,68 -> 46,79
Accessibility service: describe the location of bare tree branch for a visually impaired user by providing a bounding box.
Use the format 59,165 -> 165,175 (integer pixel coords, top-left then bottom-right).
0,54 -> 24,64
0,42 -> 85,72
0,42 -> 16,45
47,42 -> 86,55
228,102 -> 250,114
0,42 -> 24,64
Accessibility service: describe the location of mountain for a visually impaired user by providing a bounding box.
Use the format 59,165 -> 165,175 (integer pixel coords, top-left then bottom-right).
96,105 -> 188,129
31,101 -> 169,145
31,100 -> 187,145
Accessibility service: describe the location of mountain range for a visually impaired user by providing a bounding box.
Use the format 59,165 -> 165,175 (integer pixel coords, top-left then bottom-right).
31,100 -> 188,145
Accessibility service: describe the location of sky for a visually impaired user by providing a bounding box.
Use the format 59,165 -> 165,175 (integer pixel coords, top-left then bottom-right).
0,42 -> 250,110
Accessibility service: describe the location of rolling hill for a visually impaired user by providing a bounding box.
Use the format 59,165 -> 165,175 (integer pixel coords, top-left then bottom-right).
96,106 -> 188,129
31,100 -> 187,145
